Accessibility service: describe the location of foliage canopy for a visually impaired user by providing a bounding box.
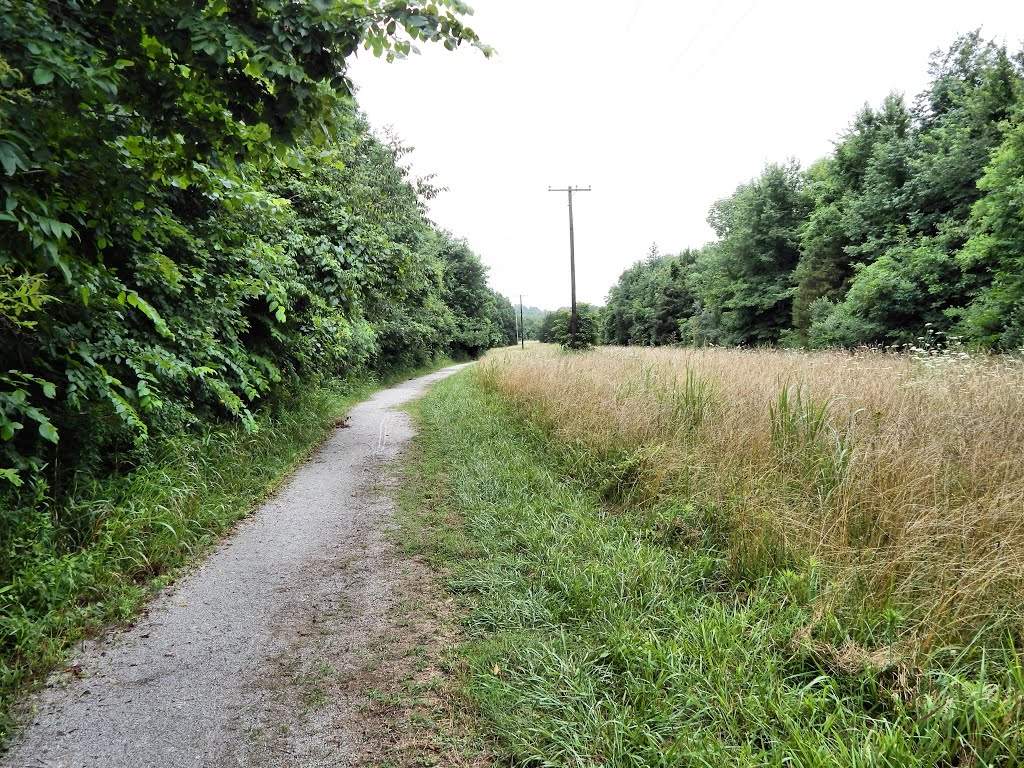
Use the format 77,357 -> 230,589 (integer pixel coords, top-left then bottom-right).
601,32 -> 1024,353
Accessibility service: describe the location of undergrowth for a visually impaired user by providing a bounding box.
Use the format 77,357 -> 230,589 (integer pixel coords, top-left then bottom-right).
0,360 -> 452,743
407,367 -> 1024,767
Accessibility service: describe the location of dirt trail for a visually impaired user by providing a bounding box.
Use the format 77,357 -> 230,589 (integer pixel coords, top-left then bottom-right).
4,364 -> 471,768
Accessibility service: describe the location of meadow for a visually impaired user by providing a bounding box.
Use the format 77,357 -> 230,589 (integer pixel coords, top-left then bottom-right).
407,345 -> 1024,765
480,345 -> 1024,653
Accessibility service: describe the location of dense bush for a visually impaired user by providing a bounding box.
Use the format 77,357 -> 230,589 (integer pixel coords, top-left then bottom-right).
0,1 -> 509,495
544,303 -> 601,350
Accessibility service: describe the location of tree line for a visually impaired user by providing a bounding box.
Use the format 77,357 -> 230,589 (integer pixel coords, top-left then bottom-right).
601,33 -> 1024,351
0,2 -> 516,501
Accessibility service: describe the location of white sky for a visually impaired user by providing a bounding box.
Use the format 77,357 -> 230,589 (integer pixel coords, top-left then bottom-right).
348,1 -> 1024,311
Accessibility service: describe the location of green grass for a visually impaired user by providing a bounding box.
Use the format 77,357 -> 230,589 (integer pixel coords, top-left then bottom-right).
403,369 -> 1024,767
0,360 -> 453,743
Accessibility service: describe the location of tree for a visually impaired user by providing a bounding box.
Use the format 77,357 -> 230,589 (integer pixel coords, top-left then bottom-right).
807,34 -> 1023,347
549,304 -> 600,350
489,292 -> 519,347
602,248 -> 698,347
0,1 -> 492,488
603,260 -> 650,345
519,306 -> 547,341
958,95 -> 1024,349
834,94 -> 915,267
692,162 -> 810,346
907,33 -> 1018,243
537,311 -> 560,343
435,234 -> 501,359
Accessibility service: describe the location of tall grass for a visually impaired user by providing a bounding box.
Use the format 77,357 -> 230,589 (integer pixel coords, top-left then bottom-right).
409,369 -> 1024,766
477,346 -> 1024,657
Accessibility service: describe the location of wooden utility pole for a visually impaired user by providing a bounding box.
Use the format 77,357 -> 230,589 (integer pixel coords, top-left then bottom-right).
548,185 -> 591,347
519,294 -> 526,350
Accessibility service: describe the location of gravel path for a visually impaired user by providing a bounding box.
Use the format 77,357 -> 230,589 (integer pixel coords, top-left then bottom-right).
4,364 -> 470,768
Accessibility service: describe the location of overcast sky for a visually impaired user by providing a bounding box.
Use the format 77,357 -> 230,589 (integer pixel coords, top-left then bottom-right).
348,1 -> 1024,311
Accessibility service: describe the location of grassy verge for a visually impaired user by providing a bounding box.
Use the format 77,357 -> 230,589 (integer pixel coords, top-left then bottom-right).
0,360 -> 453,742
405,366 -> 1023,767
383,411 -> 497,768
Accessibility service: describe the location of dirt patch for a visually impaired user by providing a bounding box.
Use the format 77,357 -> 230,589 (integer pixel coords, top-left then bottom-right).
243,535 -> 492,768
354,567 -> 491,768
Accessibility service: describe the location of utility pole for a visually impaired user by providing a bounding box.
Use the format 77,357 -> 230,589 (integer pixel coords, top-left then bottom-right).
519,294 -> 526,350
548,185 -> 591,347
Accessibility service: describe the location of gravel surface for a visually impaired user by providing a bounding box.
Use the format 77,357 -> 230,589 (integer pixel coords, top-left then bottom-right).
4,364 -> 470,768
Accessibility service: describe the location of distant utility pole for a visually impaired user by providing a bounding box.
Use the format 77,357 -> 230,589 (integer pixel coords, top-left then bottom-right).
519,294 -> 526,350
548,185 -> 591,347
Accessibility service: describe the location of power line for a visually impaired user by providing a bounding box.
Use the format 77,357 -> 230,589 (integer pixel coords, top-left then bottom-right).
665,2 -> 729,76
687,0 -> 759,80
623,0 -> 647,38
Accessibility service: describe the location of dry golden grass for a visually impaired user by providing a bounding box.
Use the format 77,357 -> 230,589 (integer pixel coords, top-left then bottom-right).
478,345 -> 1024,652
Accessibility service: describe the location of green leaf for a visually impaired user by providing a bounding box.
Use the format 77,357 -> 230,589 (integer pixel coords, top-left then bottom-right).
250,123 -> 272,143
0,141 -> 29,176
33,68 -> 55,85
0,148 -> 16,176
38,421 -> 59,444
0,468 -> 23,487
125,291 -> 173,338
